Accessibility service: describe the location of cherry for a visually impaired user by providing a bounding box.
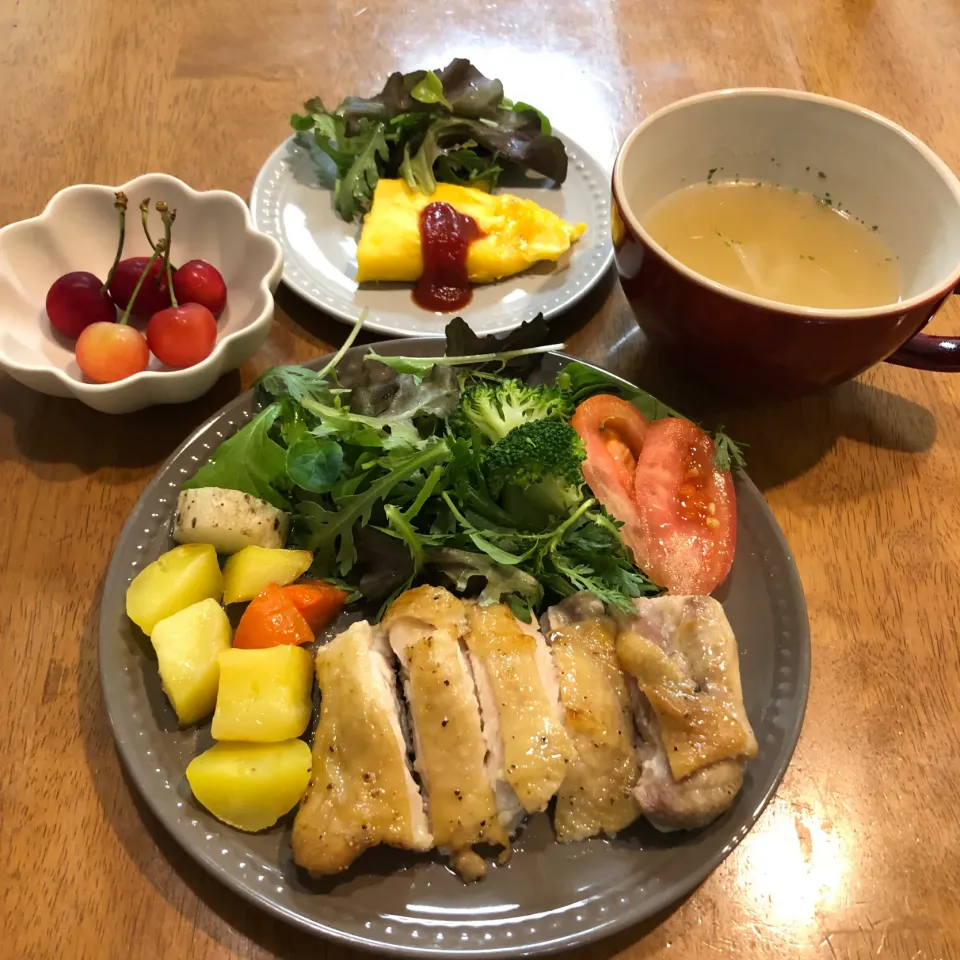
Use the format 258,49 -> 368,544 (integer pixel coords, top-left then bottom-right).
108,256 -> 171,318
146,203 -> 218,369
46,272 -> 115,339
172,260 -> 227,318
76,238 -> 166,383
147,303 -> 217,367
45,192 -> 127,339
75,322 -> 149,382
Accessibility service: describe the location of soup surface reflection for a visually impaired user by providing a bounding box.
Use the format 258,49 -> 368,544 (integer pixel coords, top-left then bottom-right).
642,181 -> 900,309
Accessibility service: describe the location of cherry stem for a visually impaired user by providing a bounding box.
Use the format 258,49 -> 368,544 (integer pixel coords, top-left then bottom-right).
101,191 -> 129,293
158,202 -> 178,307
141,198 -> 179,270
139,198 -> 159,253
119,240 -> 166,325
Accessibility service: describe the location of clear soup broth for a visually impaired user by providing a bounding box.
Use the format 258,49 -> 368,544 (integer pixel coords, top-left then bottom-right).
642,181 -> 900,309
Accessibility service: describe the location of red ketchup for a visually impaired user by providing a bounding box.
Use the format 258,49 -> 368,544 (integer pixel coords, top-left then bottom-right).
414,201 -> 483,312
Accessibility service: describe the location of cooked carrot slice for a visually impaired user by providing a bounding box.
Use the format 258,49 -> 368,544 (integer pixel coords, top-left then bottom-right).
233,582 -> 315,649
283,581 -> 347,632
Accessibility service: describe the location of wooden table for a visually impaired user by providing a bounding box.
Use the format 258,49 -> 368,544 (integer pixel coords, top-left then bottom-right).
2,1 -> 959,957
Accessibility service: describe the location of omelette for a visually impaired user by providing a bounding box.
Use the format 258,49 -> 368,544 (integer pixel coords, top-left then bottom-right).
355,179 -> 587,285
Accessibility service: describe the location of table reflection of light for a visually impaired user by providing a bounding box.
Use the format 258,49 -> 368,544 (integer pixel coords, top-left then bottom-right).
736,804 -> 851,934
397,6 -> 628,168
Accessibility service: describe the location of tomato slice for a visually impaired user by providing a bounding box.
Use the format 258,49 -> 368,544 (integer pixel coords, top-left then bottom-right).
571,395 -> 650,561
632,417 -> 736,595
572,395 -> 648,495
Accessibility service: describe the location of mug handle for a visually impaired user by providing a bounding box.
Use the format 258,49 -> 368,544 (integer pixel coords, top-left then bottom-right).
886,287 -> 960,371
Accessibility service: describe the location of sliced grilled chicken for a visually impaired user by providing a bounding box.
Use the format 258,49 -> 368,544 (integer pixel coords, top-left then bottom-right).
616,595 -> 758,831
292,620 -> 432,875
382,586 -> 507,880
632,692 -> 745,831
465,603 -> 575,822
468,640 -> 525,836
544,594 -> 641,842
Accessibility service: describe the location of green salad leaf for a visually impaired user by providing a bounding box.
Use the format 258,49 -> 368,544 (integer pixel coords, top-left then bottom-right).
540,506 -> 659,609
299,440 -> 453,575
286,437 -> 343,493
433,59 -> 505,117
364,342 -> 564,379
183,317 -> 737,616
556,361 -> 746,471
507,100 -> 552,135
398,115 -> 565,197
410,70 -> 452,110
433,149 -> 503,190
333,121 -> 390,222
303,397 -> 423,450
712,428 -> 747,471
426,548 -> 543,619
256,366 -> 343,407
556,361 -> 682,420
444,313 -> 552,360
291,59 -> 567,222
183,404 -> 290,509
380,367 -> 461,421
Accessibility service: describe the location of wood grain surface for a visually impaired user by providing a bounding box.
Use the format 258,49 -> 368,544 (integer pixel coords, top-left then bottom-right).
2,0 -> 959,958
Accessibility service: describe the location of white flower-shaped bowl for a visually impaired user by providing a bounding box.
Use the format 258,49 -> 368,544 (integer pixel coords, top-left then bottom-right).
0,174 -> 284,413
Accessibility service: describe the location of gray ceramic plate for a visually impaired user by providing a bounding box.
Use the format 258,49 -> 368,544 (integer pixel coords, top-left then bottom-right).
99,340 -> 810,957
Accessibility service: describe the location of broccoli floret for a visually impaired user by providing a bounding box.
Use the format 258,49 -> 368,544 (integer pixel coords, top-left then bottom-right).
482,419 -> 586,518
448,379 -> 574,444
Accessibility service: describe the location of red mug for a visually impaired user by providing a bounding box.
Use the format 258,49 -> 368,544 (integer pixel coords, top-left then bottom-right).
611,89 -> 960,399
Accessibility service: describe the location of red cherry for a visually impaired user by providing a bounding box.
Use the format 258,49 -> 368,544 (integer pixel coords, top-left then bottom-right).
172,260 -> 227,318
75,322 -> 149,382
45,271 -> 116,339
146,303 -> 217,368
108,256 -> 171,318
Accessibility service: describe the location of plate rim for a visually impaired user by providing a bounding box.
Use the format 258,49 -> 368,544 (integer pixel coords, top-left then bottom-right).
248,131 -> 615,339
99,340 -> 810,957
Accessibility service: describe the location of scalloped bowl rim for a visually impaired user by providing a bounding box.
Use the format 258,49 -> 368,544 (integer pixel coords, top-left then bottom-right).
0,173 -> 284,397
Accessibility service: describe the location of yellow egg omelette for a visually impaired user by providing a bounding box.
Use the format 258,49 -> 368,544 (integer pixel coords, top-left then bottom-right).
355,180 -> 587,285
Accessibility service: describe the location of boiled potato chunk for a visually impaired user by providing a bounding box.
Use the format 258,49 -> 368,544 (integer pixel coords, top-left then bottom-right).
126,543 -> 223,636
221,546 -> 313,605
150,599 -> 232,725
186,739 -> 312,832
211,645 -> 313,742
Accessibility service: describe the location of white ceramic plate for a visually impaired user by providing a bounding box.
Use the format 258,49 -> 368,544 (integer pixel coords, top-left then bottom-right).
250,133 -> 613,338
